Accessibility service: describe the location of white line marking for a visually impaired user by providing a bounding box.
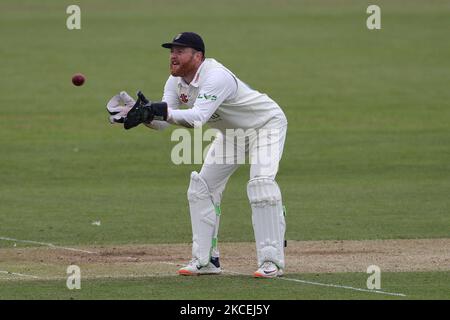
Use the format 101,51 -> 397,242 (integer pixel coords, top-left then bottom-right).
164,262 -> 406,297
222,269 -> 246,276
0,270 -> 40,279
21,273 -> 179,281
0,237 -> 97,254
160,261 -> 181,267
277,276 -> 406,297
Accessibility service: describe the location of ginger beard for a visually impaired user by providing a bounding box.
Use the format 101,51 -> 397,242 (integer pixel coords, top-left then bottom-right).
170,50 -> 199,78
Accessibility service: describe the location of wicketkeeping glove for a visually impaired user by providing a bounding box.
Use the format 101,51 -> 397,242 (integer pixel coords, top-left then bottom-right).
106,91 -> 135,124
123,91 -> 168,130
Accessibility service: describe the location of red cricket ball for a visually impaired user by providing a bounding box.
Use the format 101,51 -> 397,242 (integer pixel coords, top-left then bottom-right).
72,73 -> 85,86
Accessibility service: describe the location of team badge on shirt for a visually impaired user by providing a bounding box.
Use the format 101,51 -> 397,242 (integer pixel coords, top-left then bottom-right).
180,93 -> 189,103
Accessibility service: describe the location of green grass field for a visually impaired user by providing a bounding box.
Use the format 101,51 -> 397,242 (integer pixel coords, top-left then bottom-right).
1,272 -> 449,300
0,0 -> 449,300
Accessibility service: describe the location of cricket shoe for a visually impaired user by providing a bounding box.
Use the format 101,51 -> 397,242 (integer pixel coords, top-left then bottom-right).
178,257 -> 221,276
253,261 -> 284,278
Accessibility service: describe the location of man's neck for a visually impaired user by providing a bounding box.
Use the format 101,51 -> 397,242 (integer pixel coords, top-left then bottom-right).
182,60 -> 204,84
182,74 -> 195,85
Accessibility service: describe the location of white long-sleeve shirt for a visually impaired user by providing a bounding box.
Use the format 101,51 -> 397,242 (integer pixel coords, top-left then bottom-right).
147,58 -> 287,132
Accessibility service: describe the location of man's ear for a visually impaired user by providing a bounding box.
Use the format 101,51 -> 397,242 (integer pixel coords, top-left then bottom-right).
193,49 -> 203,61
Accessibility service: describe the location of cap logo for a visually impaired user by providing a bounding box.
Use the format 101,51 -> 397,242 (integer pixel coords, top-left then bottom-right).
174,33 -> 182,40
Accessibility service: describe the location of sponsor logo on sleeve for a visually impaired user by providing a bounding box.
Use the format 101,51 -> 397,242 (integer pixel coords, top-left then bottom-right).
197,93 -> 217,101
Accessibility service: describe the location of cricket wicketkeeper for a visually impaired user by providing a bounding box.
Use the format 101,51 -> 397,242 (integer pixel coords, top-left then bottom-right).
107,32 -> 288,278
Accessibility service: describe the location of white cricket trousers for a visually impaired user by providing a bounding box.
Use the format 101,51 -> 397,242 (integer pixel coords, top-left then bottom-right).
198,117 -> 287,203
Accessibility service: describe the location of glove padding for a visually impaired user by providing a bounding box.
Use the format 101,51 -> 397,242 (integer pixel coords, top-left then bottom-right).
123,91 -> 168,130
106,91 -> 135,124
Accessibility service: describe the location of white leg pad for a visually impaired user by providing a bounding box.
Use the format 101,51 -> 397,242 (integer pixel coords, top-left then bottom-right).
247,177 -> 286,269
187,172 -> 219,267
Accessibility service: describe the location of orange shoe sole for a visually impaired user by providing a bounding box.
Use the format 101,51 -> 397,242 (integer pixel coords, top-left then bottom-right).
178,269 -> 200,276
253,271 -> 277,278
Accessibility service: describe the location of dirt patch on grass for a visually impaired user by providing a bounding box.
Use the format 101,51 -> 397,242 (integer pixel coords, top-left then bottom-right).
0,238 -> 448,280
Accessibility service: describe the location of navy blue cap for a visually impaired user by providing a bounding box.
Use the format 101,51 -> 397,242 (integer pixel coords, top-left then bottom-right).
162,32 -> 205,54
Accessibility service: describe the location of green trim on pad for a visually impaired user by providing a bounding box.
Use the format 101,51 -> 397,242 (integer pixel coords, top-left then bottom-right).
214,205 -> 221,216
